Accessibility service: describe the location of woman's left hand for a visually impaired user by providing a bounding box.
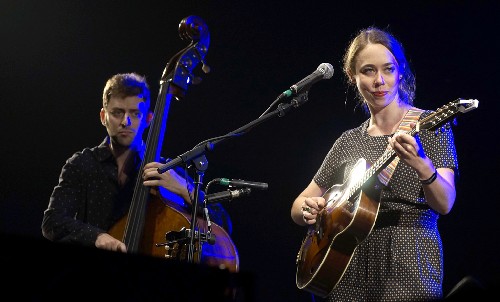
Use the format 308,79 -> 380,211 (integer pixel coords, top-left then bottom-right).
388,131 -> 435,180
388,131 -> 427,169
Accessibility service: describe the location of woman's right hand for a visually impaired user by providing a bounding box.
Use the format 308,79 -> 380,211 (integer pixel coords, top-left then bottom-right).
301,196 -> 325,225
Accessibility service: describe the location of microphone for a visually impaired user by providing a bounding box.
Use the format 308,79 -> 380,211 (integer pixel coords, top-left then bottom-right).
278,63 -> 334,100
205,188 -> 252,203
217,178 -> 269,190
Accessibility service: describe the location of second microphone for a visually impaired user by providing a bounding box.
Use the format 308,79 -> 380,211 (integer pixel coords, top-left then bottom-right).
217,178 -> 269,190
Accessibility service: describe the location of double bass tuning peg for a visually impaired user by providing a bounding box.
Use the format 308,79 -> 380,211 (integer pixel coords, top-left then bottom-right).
192,47 -> 210,74
201,61 -> 211,74
190,59 -> 210,85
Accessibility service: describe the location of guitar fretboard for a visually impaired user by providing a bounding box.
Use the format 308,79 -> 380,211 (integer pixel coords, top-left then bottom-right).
347,128 -> 418,199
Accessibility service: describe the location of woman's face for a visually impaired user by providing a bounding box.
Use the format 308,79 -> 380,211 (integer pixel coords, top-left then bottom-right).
353,43 -> 401,110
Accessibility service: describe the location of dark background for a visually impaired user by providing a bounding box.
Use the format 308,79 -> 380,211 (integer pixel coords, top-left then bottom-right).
1,1 -> 498,301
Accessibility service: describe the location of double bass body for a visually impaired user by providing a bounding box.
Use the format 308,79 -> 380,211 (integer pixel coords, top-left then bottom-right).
109,189 -> 240,273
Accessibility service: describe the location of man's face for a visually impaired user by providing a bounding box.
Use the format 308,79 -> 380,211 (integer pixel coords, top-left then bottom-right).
100,95 -> 150,149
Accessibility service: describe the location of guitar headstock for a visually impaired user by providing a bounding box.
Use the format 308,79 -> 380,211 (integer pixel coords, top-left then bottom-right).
161,15 -> 210,101
417,98 -> 479,132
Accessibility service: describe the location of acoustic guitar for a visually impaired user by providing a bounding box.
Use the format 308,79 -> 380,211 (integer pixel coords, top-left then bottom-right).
295,98 -> 478,297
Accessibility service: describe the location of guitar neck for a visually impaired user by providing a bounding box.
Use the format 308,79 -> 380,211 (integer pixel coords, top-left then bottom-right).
349,127 -> 418,199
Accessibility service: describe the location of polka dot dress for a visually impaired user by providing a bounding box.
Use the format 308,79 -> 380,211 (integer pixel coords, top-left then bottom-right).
313,110 -> 458,301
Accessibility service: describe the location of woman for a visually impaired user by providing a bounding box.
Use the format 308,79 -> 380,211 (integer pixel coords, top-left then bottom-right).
291,27 -> 457,301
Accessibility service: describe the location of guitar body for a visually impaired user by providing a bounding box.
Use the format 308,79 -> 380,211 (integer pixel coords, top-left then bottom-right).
109,189 -> 239,273
296,158 -> 380,297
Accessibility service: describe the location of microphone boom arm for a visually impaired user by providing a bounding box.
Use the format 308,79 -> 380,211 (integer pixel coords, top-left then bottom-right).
157,92 -> 308,174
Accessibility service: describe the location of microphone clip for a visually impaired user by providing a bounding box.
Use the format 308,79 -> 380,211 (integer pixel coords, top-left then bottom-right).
276,91 -> 309,117
290,91 -> 309,108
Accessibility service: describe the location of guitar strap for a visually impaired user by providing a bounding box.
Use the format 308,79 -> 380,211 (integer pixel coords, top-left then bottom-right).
377,108 -> 425,186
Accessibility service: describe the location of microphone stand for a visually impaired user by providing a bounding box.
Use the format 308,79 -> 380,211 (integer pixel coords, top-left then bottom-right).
157,91 -> 309,264
187,154 -> 207,264
155,154 -> 212,264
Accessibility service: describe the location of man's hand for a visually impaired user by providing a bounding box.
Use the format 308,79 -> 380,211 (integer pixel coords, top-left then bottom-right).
95,233 -> 127,252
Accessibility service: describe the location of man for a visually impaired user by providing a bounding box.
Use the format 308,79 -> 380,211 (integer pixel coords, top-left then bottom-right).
42,72 -> 231,254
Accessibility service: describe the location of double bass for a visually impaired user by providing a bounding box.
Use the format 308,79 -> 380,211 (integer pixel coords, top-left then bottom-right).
109,16 -> 239,272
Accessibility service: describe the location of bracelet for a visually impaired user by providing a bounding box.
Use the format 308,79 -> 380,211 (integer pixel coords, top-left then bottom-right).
420,170 -> 437,185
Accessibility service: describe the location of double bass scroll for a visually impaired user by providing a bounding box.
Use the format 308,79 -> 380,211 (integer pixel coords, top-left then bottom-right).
161,15 -> 210,100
